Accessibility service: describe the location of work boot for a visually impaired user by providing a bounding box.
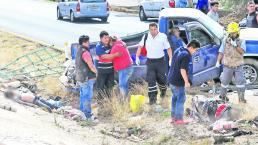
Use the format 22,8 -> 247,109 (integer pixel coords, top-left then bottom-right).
238,92 -> 247,103
160,90 -> 166,98
239,98 -> 247,103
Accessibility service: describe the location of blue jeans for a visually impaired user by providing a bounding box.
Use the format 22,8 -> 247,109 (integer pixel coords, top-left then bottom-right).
79,79 -> 95,118
170,85 -> 186,120
118,66 -> 134,98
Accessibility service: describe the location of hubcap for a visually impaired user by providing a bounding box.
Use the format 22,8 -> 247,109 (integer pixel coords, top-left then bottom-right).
243,65 -> 257,84
71,12 -> 74,21
57,10 -> 60,18
140,9 -> 144,18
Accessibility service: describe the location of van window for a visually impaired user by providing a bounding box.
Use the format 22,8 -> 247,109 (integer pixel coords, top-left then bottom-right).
81,0 -> 105,2
189,29 -> 212,47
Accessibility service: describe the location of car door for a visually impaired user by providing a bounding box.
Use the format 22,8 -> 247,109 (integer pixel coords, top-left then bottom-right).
152,0 -> 164,17
185,23 -> 221,86
63,0 -> 72,16
58,0 -> 68,16
142,0 -> 155,17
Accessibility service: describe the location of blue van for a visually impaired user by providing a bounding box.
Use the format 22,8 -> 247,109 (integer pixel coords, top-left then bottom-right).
57,0 -> 110,22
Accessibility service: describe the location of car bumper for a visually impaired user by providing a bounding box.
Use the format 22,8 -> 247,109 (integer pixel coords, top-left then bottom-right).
74,12 -> 110,18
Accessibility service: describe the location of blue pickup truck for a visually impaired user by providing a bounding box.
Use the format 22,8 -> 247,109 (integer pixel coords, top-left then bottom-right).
156,8 -> 258,85
126,8 -> 258,86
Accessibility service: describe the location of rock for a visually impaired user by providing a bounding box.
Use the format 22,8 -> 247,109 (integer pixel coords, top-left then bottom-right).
0,104 -> 17,112
127,127 -> 141,136
214,136 -> 234,144
4,81 -> 21,88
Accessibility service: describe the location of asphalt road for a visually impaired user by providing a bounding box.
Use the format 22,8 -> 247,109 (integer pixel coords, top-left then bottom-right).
0,0 -> 150,48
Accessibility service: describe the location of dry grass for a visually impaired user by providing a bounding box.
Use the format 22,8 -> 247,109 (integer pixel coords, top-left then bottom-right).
98,83 -> 149,122
227,92 -> 258,120
0,30 -> 40,66
37,76 -> 67,96
189,138 -> 213,145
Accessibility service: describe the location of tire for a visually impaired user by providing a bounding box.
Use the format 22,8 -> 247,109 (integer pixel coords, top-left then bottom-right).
243,58 -> 258,85
101,17 -> 108,22
57,8 -> 63,20
139,7 -> 147,21
70,11 -> 76,22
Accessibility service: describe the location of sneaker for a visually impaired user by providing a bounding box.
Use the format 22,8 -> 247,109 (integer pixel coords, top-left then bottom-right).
170,117 -> 176,124
87,115 -> 99,123
175,120 -> 189,125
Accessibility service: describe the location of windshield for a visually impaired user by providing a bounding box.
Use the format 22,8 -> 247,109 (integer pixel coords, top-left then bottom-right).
198,14 -> 225,39
81,0 -> 105,3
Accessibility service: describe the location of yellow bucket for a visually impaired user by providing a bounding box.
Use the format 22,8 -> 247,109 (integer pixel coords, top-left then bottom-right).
130,95 -> 145,113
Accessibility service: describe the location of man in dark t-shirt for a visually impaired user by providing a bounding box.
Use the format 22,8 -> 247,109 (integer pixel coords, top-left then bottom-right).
168,40 -> 200,125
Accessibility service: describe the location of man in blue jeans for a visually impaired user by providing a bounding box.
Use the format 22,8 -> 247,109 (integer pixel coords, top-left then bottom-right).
168,40 -> 200,125
75,35 -> 97,121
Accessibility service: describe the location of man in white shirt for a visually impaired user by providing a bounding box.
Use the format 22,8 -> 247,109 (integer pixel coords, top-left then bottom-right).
136,22 -> 172,105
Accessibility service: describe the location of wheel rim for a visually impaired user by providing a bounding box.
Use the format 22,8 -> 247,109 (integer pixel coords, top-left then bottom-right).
243,64 -> 257,84
57,9 -> 60,18
140,9 -> 144,19
71,12 -> 74,21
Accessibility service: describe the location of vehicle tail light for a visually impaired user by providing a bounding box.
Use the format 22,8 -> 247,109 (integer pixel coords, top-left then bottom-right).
107,2 -> 110,11
169,0 -> 175,8
76,3 -> 80,12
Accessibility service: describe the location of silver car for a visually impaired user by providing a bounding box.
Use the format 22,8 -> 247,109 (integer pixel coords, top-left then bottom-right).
139,0 -> 198,21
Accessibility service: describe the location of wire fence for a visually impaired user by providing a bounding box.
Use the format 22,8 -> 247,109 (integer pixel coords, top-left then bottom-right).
0,47 -> 65,80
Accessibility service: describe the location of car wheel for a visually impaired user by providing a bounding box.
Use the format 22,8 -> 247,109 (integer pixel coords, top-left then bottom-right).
101,17 -> 108,22
70,11 -> 76,22
57,8 -> 63,20
243,58 -> 258,85
139,7 -> 147,21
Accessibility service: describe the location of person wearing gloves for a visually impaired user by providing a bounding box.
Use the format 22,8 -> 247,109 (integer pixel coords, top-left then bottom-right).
135,22 -> 172,105
216,22 -> 247,103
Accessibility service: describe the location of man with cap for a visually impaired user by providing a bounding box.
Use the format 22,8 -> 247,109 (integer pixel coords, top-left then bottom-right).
216,22 -> 247,103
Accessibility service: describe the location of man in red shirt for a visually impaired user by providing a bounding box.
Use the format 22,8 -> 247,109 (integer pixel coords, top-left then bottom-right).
110,36 -> 133,101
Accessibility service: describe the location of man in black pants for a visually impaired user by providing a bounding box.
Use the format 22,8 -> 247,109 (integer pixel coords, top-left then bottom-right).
95,31 -> 121,101
136,23 -> 172,105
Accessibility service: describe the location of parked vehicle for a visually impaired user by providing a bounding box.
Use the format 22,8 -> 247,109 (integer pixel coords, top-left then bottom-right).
157,8 -> 258,85
57,0 -> 110,22
138,0 -> 198,21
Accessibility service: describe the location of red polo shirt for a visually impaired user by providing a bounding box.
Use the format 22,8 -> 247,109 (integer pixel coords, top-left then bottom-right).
110,40 -> 133,71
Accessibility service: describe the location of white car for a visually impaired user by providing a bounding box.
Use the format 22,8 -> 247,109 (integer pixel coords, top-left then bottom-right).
139,0 -> 198,21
